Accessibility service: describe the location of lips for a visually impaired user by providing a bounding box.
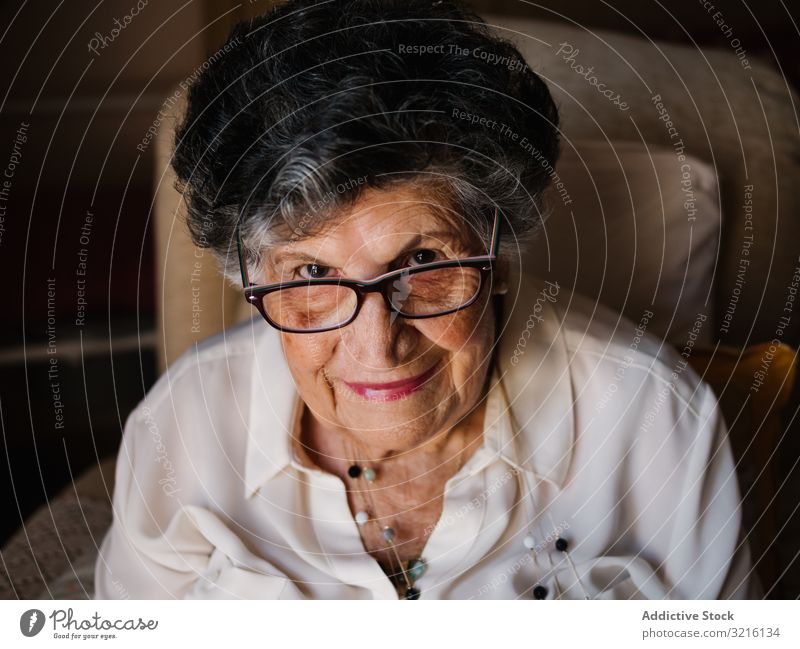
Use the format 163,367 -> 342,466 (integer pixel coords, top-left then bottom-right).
344,360 -> 440,400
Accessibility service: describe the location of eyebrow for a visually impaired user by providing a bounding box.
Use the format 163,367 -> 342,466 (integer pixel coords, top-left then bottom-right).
268,229 -> 476,268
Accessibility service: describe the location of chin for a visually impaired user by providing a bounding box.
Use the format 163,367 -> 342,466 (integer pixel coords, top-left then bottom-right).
340,402 -> 440,443
351,425 -> 432,455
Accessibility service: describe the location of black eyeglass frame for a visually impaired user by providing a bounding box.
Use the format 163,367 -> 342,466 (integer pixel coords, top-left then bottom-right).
235,207 -> 501,334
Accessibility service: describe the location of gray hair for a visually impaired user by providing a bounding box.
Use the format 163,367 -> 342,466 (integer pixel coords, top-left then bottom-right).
171,0 -> 561,284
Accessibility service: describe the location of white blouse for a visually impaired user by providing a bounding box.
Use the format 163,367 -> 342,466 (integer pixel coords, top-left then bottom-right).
94,273 -> 760,599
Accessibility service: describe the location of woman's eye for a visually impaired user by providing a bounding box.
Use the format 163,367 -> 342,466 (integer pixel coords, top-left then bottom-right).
407,249 -> 440,266
293,250 -> 440,279
297,263 -> 332,279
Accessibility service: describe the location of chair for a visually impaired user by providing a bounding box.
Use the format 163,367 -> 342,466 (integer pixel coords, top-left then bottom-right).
3,12 -> 798,599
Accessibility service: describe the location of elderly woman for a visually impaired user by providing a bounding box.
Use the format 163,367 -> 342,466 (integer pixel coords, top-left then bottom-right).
95,0 -> 757,599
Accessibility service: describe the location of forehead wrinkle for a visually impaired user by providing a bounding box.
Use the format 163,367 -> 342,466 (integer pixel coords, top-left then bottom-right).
269,229 -> 469,268
268,208 -> 475,270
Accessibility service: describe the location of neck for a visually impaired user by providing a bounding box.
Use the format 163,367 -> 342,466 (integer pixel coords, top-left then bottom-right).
294,386 -> 490,485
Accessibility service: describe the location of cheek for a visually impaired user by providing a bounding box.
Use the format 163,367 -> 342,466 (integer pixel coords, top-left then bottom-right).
418,300 -> 495,354
280,333 -> 335,381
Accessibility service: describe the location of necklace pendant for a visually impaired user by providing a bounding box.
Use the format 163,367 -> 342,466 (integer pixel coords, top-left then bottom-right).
403,586 -> 421,600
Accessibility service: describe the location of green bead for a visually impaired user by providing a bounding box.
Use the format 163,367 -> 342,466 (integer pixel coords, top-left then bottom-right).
363,467 -> 376,482
407,558 -> 426,582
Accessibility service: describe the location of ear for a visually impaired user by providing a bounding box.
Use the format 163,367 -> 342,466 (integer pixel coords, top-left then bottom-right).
492,256 -> 510,295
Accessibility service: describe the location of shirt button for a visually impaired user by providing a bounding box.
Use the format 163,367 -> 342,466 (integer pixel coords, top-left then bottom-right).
532,584 -> 548,599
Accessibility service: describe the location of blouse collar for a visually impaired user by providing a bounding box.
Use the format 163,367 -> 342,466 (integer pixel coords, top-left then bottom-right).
244,269 -> 575,498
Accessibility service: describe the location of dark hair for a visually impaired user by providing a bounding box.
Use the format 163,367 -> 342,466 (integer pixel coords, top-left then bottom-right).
171,0 -> 561,281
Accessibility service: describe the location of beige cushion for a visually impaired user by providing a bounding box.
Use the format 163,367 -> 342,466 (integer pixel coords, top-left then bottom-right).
153,91 -> 252,371
486,14 -> 800,346
0,457 -> 116,599
527,140 -> 720,345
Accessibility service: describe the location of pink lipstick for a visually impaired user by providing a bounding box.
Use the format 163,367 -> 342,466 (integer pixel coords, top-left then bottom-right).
344,360 -> 440,401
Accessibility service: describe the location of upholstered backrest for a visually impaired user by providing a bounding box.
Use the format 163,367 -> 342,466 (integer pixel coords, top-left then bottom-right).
527,140 -> 722,346
153,90 -> 252,371
486,14 -> 800,348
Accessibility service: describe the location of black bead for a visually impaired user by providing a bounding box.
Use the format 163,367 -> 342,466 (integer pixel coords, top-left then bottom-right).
403,587 -> 421,600
347,465 -> 361,478
532,585 -> 548,599
555,537 -> 568,552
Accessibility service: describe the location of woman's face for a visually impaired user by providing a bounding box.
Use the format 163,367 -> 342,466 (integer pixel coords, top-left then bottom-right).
260,185 -> 504,455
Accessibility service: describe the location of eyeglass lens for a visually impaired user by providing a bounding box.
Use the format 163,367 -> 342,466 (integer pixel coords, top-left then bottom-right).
261,265 -> 482,330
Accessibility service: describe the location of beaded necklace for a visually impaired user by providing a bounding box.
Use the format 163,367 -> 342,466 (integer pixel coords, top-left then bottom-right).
342,434 -> 445,599
298,398 -> 590,600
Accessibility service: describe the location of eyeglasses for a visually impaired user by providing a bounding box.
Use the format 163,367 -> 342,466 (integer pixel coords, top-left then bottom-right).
235,208 -> 500,333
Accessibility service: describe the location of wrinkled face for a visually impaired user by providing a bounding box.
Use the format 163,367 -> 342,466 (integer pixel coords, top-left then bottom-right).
259,185 -> 504,454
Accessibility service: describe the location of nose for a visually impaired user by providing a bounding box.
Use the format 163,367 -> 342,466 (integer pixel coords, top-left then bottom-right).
342,291 -> 415,368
